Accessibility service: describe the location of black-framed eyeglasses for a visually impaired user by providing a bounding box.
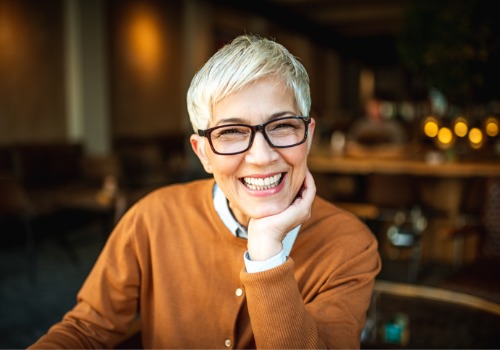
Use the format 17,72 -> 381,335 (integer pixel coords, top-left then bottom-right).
198,116 -> 311,155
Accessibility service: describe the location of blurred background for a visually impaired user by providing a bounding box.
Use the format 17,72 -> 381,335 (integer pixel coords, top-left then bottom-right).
1,0 -> 499,348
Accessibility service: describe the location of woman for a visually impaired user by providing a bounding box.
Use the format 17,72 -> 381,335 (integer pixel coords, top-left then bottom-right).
30,34 -> 380,349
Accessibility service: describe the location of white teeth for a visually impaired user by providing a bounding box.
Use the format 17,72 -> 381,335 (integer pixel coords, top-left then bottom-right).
243,174 -> 282,190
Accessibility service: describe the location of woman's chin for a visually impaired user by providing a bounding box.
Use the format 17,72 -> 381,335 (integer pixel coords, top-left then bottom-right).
247,204 -> 288,220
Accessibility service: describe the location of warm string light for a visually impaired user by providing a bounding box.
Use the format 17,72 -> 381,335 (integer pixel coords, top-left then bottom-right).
468,127 -> 484,149
485,117 -> 499,137
453,116 -> 468,138
423,116 -> 439,138
422,114 -> 499,150
437,127 -> 454,149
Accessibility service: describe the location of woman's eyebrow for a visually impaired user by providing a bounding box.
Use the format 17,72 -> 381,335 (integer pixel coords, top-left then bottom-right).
213,117 -> 246,126
214,111 -> 297,126
269,111 -> 296,120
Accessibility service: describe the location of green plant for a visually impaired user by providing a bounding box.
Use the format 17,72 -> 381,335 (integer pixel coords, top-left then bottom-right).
397,0 -> 500,104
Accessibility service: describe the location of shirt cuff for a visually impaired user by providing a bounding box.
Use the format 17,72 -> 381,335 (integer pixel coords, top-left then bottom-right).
244,249 -> 287,273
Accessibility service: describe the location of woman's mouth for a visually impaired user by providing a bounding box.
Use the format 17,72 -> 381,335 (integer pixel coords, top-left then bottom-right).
242,173 -> 284,190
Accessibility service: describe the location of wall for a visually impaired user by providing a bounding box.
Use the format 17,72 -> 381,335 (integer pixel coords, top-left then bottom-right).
0,0 -> 66,144
0,0 -> 346,149
108,0 -> 186,138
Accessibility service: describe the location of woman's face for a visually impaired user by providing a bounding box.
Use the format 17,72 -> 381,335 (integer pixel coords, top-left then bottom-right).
191,77 -> 315,227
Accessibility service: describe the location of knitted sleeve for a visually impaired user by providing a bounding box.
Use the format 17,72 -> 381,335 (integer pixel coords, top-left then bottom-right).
240,232 -> 380,349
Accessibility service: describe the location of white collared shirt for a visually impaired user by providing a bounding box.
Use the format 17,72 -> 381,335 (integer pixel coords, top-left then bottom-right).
213,183 -> 300,273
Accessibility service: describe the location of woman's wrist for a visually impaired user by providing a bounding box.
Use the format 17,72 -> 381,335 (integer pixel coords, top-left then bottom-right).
247,236 -> 283,261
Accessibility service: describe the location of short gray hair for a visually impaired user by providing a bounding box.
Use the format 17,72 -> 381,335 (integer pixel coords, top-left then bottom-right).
187,34 -> 311,132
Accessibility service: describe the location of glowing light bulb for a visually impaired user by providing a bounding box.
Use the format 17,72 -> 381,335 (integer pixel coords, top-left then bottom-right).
468,127 -> 484,149
437,127 -> 453,145
423,116 -> 439,138
453,117 -> 468,137
485,117 -> 499,137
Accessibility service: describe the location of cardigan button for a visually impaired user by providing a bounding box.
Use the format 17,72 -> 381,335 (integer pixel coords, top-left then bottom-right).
235,288 -> 243,297
224,338 -> 232,348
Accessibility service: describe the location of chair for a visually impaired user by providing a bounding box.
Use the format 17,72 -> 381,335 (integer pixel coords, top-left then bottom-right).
0,173 -> 90,283
364,174 -> 427,283
0,174 -> 37,282
317,172 -> 427,282
440,177 -> 500,304
362,280 -> 500,348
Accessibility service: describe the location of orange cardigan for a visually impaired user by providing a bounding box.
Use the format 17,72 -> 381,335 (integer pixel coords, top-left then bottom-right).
30,179 -> 380,349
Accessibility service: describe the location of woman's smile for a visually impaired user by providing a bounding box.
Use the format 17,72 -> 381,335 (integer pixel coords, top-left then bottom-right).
241,173 -> 284,191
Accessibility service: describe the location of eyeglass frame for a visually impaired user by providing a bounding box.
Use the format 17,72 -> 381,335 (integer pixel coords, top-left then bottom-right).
197,116 -> 312,155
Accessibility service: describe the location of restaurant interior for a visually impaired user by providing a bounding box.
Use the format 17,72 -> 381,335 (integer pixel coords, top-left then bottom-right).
0,0 -> 499,348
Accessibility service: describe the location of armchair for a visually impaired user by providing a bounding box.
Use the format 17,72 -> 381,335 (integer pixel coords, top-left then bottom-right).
440,177 -> 500,304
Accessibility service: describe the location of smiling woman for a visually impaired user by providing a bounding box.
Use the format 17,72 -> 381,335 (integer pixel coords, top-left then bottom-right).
29,34 -> 381,349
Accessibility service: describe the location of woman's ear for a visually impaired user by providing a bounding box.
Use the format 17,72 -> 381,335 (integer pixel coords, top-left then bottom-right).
306,118 -> 316,154
190,134 -> 213,173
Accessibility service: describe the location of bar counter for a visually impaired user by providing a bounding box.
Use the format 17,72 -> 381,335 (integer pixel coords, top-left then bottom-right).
307,146 -> 500,266
308,152 -> 500,177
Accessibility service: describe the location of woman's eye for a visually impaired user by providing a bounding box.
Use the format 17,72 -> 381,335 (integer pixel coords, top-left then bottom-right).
214,127 -> 248,139
278,123 -> 294,128
220,128 -> 244,135
270,122 -> 298,131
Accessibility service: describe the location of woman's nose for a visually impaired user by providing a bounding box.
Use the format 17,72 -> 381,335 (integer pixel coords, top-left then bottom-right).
245,132 -> 279,164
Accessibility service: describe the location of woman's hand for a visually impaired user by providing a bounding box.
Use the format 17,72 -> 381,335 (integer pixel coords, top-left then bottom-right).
247,170 -> 316,261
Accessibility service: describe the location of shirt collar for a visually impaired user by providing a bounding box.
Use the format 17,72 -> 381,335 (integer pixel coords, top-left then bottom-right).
213,182 -> 246,237
213,183 -> 300,256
